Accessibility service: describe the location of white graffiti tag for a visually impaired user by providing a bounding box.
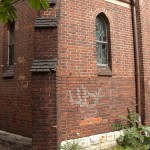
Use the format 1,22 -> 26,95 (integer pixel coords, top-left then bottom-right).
68,85 -> 101,107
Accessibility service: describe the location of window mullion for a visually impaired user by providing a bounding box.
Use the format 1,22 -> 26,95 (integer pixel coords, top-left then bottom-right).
96,40 -> 107,44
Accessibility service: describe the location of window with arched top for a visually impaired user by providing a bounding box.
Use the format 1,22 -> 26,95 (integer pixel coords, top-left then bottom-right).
96,14 -> 109,66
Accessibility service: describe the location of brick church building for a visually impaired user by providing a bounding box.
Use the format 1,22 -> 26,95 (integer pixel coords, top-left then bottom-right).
0,0 -> 149,149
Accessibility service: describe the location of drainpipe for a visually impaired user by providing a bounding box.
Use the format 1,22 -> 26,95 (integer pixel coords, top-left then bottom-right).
131,0 -> 141,124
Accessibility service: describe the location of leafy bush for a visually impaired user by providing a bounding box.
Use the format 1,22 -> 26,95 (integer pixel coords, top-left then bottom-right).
112,109 -> 150,150
58,141 -> 83,150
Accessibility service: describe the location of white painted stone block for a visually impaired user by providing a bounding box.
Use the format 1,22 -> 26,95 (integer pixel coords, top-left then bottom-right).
114,131 -> 121,139
61,130 -> 127,150
61,137 -> 91,149
90,135 -> 100,145
100,142 -> 110,149
108,141 -> 117,147
88,145 -> 101,150
99,134 -> 107,143
106,132 -> 115,142
90,133 -> 107,145
78,137 -> 91,148
100,141 -> 116,149
120,130 -> 124,136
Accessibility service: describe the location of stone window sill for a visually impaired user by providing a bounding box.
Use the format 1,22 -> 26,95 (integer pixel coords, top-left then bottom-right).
3,65 -> 14,78
97,65 -> 112,76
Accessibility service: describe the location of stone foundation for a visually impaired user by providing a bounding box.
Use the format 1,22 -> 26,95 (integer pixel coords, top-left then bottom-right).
61,131 -> 124,150
0,130 -> 32,150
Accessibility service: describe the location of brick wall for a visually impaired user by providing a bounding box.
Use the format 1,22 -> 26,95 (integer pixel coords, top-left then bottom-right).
0,3 -> 58,150
32,72 -> 57,150
32,1 -> 59,149
57,0 -> 136,144
34,28 -> 57,59
137,0 -> 150,125
0,0 -> 149,149
0,1 -> 36,137
32,25 -> 58,150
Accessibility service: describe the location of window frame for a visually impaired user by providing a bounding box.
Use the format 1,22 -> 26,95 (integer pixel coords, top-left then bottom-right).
96,13 -> 112,76
96,14 -> 109,67
8,21 -> 15,66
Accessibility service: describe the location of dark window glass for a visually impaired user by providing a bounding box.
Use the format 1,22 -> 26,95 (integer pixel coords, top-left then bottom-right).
9,45 -> 14,65
96,16 -> 108,65
9,21 -> 15,65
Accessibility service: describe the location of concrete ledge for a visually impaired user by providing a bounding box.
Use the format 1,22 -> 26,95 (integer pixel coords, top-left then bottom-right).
61,127 -> 150,149
0,130 -> 32,150
61,131 -> 124,150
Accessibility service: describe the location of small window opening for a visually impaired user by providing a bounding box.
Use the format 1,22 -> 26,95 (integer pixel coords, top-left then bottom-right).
8,21 -> 15,65
96,15 -> 108,66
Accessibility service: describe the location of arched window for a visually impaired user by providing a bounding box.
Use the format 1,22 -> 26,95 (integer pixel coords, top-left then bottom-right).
96,14 -> 109,66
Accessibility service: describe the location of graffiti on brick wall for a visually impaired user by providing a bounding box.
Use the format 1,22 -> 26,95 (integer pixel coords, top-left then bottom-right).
68,84 -> 101,107
68,85 -> 103,126
79,117 -> 102,126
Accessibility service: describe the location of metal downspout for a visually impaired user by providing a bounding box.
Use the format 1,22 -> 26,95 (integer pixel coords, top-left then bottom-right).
131,0 -> 142,124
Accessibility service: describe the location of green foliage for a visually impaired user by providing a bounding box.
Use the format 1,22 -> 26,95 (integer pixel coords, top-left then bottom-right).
0,0 -> 49,23
57,141 -> 83,150
112,109 -> 150,150
117,127 -> 146,148
112,145 -> 149,150
111,123 -> 127,131
127,108 -> 140,127
28,0 -> 49,10
0,0 -> 16,23
112,108 -> 140,131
